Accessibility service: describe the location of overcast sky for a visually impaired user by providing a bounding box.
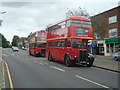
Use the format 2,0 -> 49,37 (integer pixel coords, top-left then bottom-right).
1,0 -> 119,43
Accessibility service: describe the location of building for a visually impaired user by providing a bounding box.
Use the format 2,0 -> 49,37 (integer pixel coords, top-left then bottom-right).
91,6 -> 120,56
18,37 -> 28,49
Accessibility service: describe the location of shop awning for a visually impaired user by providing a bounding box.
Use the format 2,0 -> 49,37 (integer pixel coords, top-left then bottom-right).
105,37 -> 120,44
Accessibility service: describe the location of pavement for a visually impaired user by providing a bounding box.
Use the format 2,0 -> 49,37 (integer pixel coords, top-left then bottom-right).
93,55 -> 119,73
0,58 -> 5,89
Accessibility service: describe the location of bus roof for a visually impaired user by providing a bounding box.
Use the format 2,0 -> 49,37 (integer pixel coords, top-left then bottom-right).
48,16 -> 90,28
29,30 -> 47,35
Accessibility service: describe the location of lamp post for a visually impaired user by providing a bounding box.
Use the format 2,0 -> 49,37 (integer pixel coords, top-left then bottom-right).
0,11 -> 6,27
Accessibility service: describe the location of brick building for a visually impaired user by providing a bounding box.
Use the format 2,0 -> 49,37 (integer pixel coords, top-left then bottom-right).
91,6 -> 120,56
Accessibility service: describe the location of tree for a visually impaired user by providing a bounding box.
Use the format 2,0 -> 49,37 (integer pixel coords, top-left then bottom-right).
0,33 -> 10,48
12,35 -> 20,47
66,7 -> 90,18
91,17 -> 108,40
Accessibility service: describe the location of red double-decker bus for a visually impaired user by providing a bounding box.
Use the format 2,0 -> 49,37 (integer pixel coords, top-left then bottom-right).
46,16 -> 95,67
28,30 -> 47,57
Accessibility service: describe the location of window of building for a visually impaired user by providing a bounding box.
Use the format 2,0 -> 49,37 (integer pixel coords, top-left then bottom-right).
109,28 -> 118,37
108,16 -> 117,24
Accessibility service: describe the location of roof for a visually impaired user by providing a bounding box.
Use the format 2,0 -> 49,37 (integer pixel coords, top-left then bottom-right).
48,16 -> 90,28
30,30 -> 47,35
91,6 -> 120,18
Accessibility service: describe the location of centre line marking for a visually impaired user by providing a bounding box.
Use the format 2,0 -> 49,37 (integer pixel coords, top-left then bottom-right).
34,61 -> 44,65
34,61 -> 37,63
43,62 -> 48,65
11,54 -> 14,55
3,54 -> 7,56
39,63 -> 44,65
50,66 -> 65,72
76,75 -> 112,90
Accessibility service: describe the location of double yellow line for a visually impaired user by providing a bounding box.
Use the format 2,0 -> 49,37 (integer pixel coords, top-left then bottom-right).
2,59 -> 14,89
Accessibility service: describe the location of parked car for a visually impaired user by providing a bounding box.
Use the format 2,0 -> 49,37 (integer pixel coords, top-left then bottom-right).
12,47 -> 19,51
11,46 -> 15,50
112,51 -> 120,61
22,47 -> 27,51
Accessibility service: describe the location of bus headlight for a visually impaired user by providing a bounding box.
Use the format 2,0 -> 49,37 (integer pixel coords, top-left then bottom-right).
74,55 -> 77,58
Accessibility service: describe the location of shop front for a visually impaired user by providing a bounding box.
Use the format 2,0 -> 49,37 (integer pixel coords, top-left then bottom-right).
104,37 -> 120,56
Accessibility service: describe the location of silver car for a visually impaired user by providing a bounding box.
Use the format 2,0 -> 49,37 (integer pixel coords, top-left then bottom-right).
12,47 -> 19,51
113,51 -> 120,61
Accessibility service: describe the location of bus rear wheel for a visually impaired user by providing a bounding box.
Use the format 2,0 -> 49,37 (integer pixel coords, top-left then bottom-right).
48,52 -> 53,61
65,55 -> 72,67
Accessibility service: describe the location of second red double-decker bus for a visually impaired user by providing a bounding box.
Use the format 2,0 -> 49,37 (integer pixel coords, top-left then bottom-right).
46,16 -> 95,67
28,30 -> 47,57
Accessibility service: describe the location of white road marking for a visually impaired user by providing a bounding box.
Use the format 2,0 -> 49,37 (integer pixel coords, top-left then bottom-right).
50,66 -> 65,72
76,75 -> 112,90
50,66 -> 53,68
3,54 -> 7,56
11,54 -> 14,55
39,63 -> 44,65
34,61 -> 44,65
42,62 -> 48,65
34,61 -> 37,63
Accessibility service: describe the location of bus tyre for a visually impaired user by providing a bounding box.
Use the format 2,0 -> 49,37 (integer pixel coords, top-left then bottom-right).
86,60 -> 94,67
48,52 -> 53,61
29,50 -> 32,55
65,55 -> 72,67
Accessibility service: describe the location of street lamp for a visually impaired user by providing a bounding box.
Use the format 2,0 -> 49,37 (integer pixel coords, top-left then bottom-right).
0,11 -> 6,27
0,11 -> 6,14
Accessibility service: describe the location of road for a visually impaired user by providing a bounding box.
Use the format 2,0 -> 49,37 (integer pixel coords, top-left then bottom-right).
2,48 -> 119,89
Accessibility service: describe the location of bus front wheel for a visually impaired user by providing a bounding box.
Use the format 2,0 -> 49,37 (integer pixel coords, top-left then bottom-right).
86,60 -> 94,67
65,55 -> 72,67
